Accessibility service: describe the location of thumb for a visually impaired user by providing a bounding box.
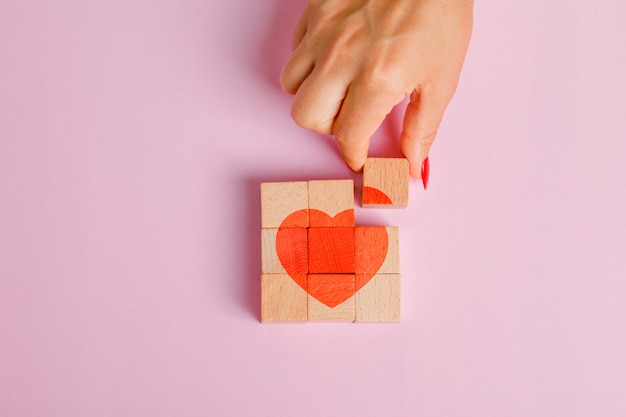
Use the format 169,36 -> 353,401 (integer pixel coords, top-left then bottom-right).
400,89 -> 449,180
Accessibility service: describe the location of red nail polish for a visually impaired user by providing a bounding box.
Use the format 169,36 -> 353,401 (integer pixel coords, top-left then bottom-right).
421,157 -> 430,190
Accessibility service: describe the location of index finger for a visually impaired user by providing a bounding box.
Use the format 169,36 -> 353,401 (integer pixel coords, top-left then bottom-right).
332,79 -> 406,172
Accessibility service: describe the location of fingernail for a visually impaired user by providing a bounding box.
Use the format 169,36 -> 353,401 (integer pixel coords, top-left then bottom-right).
421,157 -> 430,190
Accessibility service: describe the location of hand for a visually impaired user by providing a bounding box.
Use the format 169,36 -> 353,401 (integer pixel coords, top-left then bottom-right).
280,0 -> 473,179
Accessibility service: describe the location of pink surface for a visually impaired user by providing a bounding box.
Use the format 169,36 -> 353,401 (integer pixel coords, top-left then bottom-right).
1,0 -> 626,415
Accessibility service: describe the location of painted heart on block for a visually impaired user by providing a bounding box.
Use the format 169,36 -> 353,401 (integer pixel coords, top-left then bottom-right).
276,209 -> 388,308
363,186 -> 393,205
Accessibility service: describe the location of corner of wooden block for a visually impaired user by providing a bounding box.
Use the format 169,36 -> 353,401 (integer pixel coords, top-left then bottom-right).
355,273 -> 401,322
261,274 -> 308,322
261,181 -> 309,228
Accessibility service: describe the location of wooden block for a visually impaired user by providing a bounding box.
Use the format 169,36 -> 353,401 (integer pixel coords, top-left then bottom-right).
261,274 -> 308,322
355,273 -> 401,322
308,180 -> 354,227
362,158 -> 409,208
307,274 -> 356,321
261,228 -> 307,274
261,182 -> 309,228
354,226 -> 400,274
308,227 -> 355,273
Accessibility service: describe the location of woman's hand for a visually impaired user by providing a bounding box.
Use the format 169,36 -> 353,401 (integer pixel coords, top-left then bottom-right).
280,0 -> 473,179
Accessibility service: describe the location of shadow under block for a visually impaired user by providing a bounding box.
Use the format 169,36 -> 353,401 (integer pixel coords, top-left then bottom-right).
261,274 -> 308,322
261,181 -> 309,228
308,274 -> 356,321
362,158 -> 409,208
354,226 -> 400,274
261,228 -> 308,274
355,273 -> 401,322
308,179 -> 354,227
308,227 -> 355,274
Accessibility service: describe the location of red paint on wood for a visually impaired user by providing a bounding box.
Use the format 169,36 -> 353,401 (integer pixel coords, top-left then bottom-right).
274,209 -> 391,309
308,274 -> 356,308
308,227 -> 355,274
354,226 -> 389,284
309,208 -> 354,227
363,186 -> 393,205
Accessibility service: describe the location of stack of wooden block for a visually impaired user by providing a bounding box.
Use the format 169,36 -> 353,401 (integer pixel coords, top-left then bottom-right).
260,157 -> 409,323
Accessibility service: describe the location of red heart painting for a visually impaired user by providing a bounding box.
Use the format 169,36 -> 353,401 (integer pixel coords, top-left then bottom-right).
275,209 -> 388,308
363,186 -> 393,205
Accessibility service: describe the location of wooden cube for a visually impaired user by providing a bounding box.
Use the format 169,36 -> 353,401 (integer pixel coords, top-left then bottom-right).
355,273 -> 401,322
308,227 -> 355,274
261,228 -> 308,274
261,274 -> 308,322
362,158 -> 409,208
261,181 -> 309,228
307,274 -> 356,321
308,180 -> 354,227
354,226 -> 400,274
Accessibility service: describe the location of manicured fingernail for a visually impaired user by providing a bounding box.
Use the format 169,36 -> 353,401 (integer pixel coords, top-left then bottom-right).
421,157 -> 430,190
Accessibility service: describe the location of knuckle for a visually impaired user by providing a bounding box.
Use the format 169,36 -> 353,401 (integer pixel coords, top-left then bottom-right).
419,130 -> 438,147
361,59 -> 407,92
279,73 -> 294,95
400,127 -> 438,148
291,106 -> 332,134
423,80 -> 456,104
331,118 -> 350,141
332,118 -> 362,147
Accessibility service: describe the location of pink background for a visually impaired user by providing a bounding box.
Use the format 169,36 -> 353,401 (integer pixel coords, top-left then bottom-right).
1,0 -> 625,415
